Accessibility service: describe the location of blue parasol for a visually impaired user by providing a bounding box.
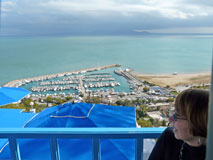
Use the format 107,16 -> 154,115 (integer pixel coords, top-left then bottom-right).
0,87 -> 30,106
0,102 -> 136,160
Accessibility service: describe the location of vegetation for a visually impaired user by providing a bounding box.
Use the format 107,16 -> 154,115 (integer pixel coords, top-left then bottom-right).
143,86 -> 149,92
0,103 -> 25,109
115,99 -> 168,127
79,93 -> 84,97
0,98 -> 45,113
0,96 -> 73,113
166,97 -> 174,102
115,99 -> 146,107
136,105 -> 148,120
170,90 -> 179,96
137,118 -> 152,127
166,85 -> 170,88
191,85 -> 210,90
144,80 -> 156,86
85,96 -> 101,104
43,96 -> 73,105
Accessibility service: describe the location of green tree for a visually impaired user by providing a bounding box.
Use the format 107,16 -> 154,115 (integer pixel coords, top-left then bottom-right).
45,96 -> 53,103
166,85 -> 170,88
137,119 -> 152,127
167,97 -> 174,102
115,100 -> 123,106
85,96 -> 101,104
136,104 -> 148,120
143,86 -> 149,92
79,93 -> 84,97
22,98 -> 33,107
55,99 -> 64,105
66,96 -> 73,101
162,120 -> 167,126
123,99 -> 133,106
133,99 -> 144,106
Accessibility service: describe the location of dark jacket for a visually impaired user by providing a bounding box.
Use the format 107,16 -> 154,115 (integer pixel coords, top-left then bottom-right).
148,127 -> 206,160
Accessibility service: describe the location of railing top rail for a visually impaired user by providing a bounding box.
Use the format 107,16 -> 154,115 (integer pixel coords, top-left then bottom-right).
0,127 -> 166,139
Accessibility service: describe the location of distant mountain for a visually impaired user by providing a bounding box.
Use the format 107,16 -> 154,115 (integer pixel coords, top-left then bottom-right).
132,30 -> 213,36
1,28 -> 213,37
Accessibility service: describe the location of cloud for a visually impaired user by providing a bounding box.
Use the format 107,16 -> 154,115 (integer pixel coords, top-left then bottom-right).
3,0 -> 210,19
1,0 -> 213,36
37,0 -> 211,19
1,1 -> 16,13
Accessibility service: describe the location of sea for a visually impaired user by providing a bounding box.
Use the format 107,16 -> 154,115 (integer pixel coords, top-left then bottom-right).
0,35 -> 213,87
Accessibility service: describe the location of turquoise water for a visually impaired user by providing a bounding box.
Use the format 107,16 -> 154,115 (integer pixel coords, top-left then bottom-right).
0,35 -> 212,86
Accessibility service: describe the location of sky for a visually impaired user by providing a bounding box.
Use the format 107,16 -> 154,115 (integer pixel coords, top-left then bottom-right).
1,0 -> 213,36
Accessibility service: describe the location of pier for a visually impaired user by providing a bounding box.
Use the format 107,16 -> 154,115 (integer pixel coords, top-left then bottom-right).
3,64 -> 120,87
114,69 -> 144,87
79,76 -> 86,96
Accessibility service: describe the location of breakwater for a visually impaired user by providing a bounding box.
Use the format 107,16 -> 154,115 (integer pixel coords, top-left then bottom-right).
3,64 -> 121,87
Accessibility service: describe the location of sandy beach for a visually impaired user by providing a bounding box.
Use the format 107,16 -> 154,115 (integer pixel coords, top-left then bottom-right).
135,72 -> 211,87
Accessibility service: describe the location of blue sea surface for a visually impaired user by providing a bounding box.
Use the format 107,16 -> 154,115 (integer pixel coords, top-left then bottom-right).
0,35 -> 212,86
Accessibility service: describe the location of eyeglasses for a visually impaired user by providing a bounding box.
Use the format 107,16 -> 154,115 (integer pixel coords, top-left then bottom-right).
170,113 -> 187,122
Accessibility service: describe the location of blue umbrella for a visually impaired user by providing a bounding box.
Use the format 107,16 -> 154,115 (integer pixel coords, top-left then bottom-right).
0,102 -> 136,160
0,87 -> 30,106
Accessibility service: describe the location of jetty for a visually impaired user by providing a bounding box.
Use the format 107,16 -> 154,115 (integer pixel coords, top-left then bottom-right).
114,69 -> 144,87
4,64 -> 121,87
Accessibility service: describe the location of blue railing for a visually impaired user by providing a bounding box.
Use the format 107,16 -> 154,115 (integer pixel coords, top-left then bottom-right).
0,127 -> 165,160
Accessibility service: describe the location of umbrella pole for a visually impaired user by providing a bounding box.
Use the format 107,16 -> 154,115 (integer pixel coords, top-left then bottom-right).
206,42 -> 213,160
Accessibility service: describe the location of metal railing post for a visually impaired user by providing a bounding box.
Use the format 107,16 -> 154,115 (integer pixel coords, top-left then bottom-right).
8,138 -> 21,160
135,138 -> 143,160
50,137 -> 60,160
92,138 -> 100,160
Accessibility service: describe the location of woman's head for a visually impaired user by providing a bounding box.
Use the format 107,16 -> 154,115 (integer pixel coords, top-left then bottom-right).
174,89 -> 209,139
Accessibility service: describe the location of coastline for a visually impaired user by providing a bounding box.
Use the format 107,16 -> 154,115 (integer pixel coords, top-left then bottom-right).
135,72 -> 211,87
3,64 -> 211,88
3,64 -> 120,87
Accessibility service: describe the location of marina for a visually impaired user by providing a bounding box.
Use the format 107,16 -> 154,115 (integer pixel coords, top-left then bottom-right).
3,64 -> 120,88
3,64 -> 133,98
28,72 -> 122,97
2,64 -> 175,100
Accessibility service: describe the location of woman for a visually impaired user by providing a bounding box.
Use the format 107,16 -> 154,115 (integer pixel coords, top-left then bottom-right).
148,89 -> 209,160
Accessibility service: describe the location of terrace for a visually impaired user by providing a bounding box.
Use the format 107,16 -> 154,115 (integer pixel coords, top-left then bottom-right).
0,127 -> 165,160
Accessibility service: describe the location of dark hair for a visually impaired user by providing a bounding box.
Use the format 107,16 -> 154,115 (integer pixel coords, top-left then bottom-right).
175,89 -> 209,138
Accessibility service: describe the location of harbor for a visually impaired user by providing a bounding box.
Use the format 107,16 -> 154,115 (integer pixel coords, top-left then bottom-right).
3,64 -> 120,88
2,64 -> 179,122
3,64 -> 174,100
